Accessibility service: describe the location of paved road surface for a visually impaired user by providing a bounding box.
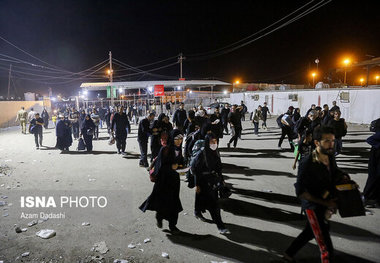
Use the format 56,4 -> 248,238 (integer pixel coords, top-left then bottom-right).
0,118 -> 379,262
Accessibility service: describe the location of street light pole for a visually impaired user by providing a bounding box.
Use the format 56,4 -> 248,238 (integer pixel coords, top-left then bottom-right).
7,64 -> 12,99
343,59 -> 350,85
315,58 -> 319,71
109,51 -> 114,105
178,53 -> 185,79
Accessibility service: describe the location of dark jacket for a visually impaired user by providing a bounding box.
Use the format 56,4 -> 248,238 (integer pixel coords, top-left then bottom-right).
328,118 -> 347,139
228,109 -> 242,128
139,132 -> 183,218
30,117 -> 44,134
111,112 -> 131,137
172,109 -> 187,127
295,150 -> 348,210
81,116 -> 96,136
138,118 -> 152,142
221,107 -> 230,123
191,134 -> 223,211
363,132 -> 380,201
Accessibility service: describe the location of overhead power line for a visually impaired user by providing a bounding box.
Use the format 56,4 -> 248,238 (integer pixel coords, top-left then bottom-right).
0,34 -> 72,72
186,0 -> 331,61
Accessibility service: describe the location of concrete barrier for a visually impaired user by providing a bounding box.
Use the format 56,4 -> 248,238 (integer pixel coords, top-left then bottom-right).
0,101 -> 45,128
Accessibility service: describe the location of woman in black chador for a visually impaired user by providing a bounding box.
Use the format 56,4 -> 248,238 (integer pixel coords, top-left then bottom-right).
55,116 -> 73,151
150,113 -> 165,162
191,132 -> 230,234
139,129 -> 184,234
80,114 -> 96,152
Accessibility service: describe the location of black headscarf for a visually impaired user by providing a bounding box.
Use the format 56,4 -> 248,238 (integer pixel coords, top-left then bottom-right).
157,113 -> 166,125
170,129 -> 184,165
82,114 -> 95,130
169,129 -> 183,146
151,129 -> 183,176
188,110 -> 195,120
204,132 -> 222,173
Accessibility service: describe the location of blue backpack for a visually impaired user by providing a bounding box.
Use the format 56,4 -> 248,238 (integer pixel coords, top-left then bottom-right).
186,139 -> 206,188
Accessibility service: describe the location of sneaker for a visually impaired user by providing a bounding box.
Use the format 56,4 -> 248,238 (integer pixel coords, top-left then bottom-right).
121,151 -> 126,155
218,228 -> 231,235
227,143 -> 231,149
117,150 -> 121,154
36,147 -> 39,150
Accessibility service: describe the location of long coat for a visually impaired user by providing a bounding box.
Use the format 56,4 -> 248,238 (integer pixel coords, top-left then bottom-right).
139,145 -> 183,219
56,119 -> 72,150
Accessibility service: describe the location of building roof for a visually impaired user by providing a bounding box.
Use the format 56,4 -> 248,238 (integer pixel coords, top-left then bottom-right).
80,80 -> 231,91
353,57 -> 380,67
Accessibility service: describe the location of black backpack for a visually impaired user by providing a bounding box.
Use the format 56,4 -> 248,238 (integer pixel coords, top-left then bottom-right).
186,139 -> 206,188
276,114 -> 284,128
370,118 -> 380,132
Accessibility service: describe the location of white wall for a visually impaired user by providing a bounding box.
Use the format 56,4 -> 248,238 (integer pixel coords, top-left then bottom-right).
230,88 -> 380,124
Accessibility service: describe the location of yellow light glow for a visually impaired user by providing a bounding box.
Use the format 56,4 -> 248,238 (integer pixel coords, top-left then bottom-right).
311,72 -> 316,77
376,75 -> 379,80
343,59 -> 350,65
235,80 -> 240,84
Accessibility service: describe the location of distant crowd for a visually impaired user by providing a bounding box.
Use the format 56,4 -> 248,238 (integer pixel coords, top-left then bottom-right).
14,99 -> 380,262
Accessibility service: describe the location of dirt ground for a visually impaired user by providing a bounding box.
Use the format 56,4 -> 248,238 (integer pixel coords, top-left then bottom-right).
0,118 -> 379,263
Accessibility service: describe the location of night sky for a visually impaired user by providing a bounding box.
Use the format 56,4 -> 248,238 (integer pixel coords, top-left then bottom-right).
0,0 -> 379,97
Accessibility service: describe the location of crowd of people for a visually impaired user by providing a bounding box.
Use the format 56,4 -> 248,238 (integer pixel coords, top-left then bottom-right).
14,99 -> 380,262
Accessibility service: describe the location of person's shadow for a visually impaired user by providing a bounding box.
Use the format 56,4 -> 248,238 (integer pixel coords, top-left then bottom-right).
219,198 -> 380,241
224,223 -> 376,263
166,231 -> 282,263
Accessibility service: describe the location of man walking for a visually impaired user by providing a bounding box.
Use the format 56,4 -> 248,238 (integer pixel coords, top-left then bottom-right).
227,104 -> 243,149
252,105 -> 263,135
221,103 -> 230,135
327,110 -> 347,155
305,104 -> 316,118
15,107 -> 28,134
240,100 -> 247,121
261,102 -> 271,129
30,113 -> 44,149
111,106 -> 131,155
284,126 -> 349,262
278,106 -> 295,151
70,108 -> 80,140
27,107 -> 36,133
172,102 -> 187,133
138,112 -> 155,167
330,101 -> 340,113
91,109 -> 100,140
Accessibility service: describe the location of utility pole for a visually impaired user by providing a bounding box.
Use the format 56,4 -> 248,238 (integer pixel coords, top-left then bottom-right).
7,64 -> 12,100
178,53 -> 185,79
109,51 -> 114,105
